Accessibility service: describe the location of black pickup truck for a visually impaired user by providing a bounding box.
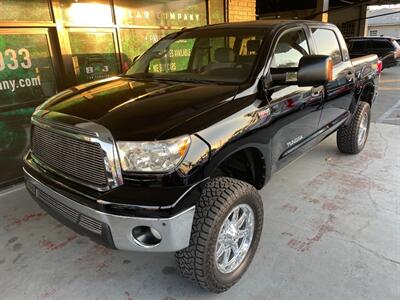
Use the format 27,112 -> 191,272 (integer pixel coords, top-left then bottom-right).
24,20 -> 381,293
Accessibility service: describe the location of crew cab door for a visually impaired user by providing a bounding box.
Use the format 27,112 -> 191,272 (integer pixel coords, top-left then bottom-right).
267,27 -> 323,169
309,27 -> 355,128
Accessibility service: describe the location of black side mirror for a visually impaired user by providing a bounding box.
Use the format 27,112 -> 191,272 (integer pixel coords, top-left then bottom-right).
297,55 -> 333,87
269,55 -> 333,87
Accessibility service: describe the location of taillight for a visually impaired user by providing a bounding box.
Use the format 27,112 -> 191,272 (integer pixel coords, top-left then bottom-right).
377,60 -> 383,74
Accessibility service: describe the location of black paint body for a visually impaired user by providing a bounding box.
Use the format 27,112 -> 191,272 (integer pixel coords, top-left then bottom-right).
24,20 -> 380,218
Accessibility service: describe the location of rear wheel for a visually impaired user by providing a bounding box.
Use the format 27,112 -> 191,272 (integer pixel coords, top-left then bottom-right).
337,101 -> 371,154
175,177 -> 263,293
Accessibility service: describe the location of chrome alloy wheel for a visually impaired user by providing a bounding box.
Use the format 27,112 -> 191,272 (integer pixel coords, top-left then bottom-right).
215,204 -> 255,274
358,112 -> 369,146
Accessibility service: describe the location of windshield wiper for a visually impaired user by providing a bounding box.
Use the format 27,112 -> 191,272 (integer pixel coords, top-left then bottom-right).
121,73 -> 154,79
153,77 -> 227,84
121,74 -> 228,85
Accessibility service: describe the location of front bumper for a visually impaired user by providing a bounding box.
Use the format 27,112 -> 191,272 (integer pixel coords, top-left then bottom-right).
24,168 -> 195,252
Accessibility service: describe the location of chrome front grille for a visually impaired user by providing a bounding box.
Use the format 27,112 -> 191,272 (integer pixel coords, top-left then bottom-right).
31,124 -> 108,188
37,189 -> 80,223
36,188 -> 103,235
78,214 -> 103,234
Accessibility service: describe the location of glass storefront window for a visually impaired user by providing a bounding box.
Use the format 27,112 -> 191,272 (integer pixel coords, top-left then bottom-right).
115,0 -> 207,28
209,0 -> 225,24
0,31 -> 57,186
0,0 -> 52,22
59,0 -> 113,25
0,32 -> 57,108
120,29 -> 174,71
0,0 -> 221,186
149,38 -> 195,73
68,30 -> 119,83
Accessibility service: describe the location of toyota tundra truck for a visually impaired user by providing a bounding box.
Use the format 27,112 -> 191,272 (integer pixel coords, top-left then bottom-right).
24,20 -> 381,293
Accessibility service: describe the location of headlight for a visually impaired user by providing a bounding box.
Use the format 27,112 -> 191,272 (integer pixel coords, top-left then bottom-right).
116,135 -> 191,173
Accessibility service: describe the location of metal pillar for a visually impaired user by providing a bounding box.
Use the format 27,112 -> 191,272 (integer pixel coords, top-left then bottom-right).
358,5 -> 368,36
316,0 -> 329,22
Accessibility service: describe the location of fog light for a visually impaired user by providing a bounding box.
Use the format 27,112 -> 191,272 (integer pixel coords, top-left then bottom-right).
132,226 -> 162,247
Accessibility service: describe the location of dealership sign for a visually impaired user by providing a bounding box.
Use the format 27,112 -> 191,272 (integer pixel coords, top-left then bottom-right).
115,0 -> 206,27
127,9 -> 201,23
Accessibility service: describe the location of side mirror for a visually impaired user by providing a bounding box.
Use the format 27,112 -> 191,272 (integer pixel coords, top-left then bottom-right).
297,55 -> 333,87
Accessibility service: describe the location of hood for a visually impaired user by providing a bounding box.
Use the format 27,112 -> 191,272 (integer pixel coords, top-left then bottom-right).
40,77 -> 239,141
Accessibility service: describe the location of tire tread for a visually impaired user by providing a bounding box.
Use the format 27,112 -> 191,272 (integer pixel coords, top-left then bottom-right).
175,177 -> 262,293
337,101 -> 370,154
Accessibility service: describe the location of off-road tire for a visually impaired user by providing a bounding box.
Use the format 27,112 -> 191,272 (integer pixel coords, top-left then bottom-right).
175,177 -> 263,293
337,101 -> 371,154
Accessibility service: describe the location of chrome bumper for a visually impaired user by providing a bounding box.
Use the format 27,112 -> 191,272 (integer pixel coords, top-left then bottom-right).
24,168 -> 195,252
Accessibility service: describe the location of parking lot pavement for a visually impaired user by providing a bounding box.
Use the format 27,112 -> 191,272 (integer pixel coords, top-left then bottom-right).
372,66 -> 400,126
1,120 -> 399,300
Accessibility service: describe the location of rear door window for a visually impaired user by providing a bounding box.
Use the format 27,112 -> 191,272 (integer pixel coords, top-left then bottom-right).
348,40 -> 366,52
368,40 -> 395,51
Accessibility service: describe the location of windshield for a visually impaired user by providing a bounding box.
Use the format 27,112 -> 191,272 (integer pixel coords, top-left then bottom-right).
125,28 -> 266,84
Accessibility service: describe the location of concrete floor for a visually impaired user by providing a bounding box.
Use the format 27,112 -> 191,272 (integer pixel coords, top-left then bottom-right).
1,69 -> 399,300
372,66 -> 400,126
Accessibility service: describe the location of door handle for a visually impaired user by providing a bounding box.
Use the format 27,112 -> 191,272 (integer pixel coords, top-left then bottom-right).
311,89 -> 323,97
346,71 -> 354,81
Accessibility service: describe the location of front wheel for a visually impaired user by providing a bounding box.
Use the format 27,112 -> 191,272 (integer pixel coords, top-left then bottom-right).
337,101 -> 371,154
175,177 -> 263,293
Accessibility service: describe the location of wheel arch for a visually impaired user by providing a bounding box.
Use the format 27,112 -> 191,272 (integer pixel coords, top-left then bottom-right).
347,81 -> 375,126
359,82 -> 375,107
207,145 -> 269,190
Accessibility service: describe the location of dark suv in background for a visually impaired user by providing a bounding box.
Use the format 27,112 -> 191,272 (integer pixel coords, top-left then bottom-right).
346,36 -> 400,69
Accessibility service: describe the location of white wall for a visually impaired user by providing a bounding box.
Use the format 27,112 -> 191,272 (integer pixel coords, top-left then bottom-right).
368,25 -> 400,37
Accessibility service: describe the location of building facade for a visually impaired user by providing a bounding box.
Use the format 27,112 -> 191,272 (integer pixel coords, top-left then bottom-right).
367,7 -> 400,37
0,0 -> 255,187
